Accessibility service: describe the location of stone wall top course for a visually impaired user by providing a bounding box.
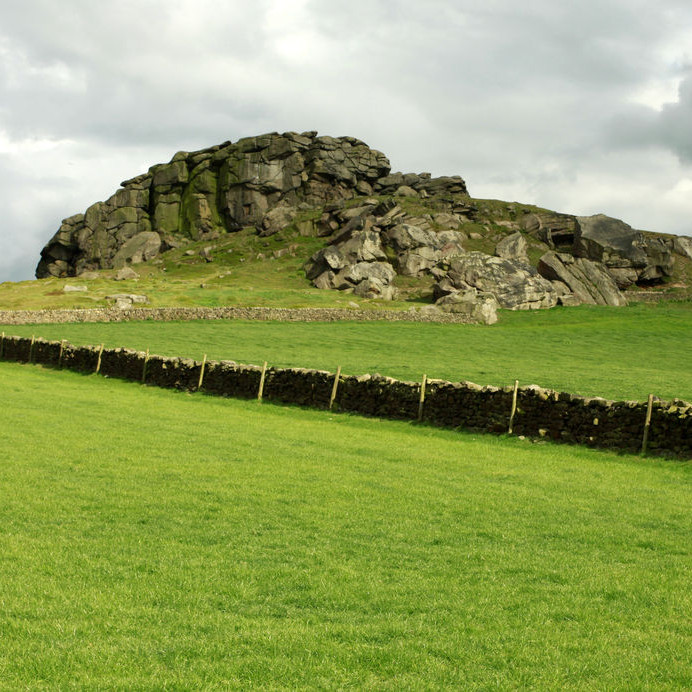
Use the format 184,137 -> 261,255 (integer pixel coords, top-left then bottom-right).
0,306 -> 477,326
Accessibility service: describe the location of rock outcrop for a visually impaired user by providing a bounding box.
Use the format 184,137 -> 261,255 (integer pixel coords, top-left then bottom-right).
432,253 -> 558,310
574,214 -> 673,286
303,199 -> 467,299
36,131 -> 468,279
537,251 -> 626,306
671,236 -> 692,261
35,130 -> 688,316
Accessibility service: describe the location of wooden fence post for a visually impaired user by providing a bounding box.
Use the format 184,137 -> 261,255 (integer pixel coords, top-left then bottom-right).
141,348 -> 150,383
58,339 -> 66,368
641,393 -> 654,455
197,354 -> 207,390
257,361 -> 268,401
508,380 -> 519,434
329,366 -> 342,410
418,374 -> 427,421
95,343 -> 104,374
29,335 -> 35,363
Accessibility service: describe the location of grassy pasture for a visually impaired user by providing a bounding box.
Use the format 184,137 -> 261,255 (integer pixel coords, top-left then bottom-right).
0,362 -> 690,688
4,301 -> 692,402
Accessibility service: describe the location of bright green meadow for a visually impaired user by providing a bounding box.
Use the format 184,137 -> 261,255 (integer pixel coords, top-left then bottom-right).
4,301 -> 692,402
0,362 -> 690,689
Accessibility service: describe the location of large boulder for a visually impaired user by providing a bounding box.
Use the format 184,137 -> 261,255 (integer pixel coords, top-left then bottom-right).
537,251 -> 626,306
353,276 -> 398,300
385,224 -> 465,276
111,231 -> 161,268
434,289 -> 499,324
434,252 -> 558,310
385,223 -> 438,252
341,261 -> 396,285
672,236 -> 692,260
495,232 -> 529,262
305,228 -> 387,280
575,214 -> 673,283
259,201 -> 297,237
311,261 -> 397,299
336,229 -> 387,263
522,211 -> 578,251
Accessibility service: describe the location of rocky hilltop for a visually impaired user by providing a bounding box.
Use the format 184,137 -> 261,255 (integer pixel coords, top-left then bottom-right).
36,131 -> 691,322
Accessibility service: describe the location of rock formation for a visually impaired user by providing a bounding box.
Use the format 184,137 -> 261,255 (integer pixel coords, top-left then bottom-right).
432,253 -> 558,310
36,131 -> 465,279
537,252 -> 626,306
574,214 -> 673,286
36,130 -> 685,316
671,236 -> 692,261
303,199 -> 467,300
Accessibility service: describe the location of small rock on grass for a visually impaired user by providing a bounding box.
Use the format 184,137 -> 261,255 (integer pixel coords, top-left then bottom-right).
114,267 -> 139,281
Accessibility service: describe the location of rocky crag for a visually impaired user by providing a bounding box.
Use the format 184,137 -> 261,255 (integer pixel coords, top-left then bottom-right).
37,131 -> 689,323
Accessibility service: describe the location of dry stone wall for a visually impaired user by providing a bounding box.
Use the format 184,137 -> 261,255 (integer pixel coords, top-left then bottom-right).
0,306 -> 477,325
1,334 -> 690,459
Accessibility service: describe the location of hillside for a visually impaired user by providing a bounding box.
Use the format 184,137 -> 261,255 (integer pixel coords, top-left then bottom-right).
18,131 -> 692,319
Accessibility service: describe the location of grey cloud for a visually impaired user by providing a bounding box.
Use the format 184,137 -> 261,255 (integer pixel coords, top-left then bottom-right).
2,0 -> 692,281
609,72 -> 692,163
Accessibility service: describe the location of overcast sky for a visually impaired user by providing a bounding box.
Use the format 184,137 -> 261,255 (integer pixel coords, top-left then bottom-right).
1,0 -> 691,282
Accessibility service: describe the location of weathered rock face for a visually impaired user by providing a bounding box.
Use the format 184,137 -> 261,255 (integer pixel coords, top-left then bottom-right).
574,214 -> 674,285
495,231 -> 528,262
433,252 -> 558,310
36,131 -> 472,279
672,236 -> 692,261
522,211 -> 579,251
303,198 -> 468,299
537,251 -> 626,306
434,288 -> 499,324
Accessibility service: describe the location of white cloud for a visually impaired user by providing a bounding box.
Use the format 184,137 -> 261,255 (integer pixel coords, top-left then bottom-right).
628,77 -> 683,110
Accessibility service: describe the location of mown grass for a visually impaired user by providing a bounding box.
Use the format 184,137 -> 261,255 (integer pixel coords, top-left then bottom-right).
0,362 -> 690,689
4,301 -> 692,402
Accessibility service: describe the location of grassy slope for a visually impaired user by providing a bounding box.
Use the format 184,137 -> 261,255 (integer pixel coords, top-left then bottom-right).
1,363 -> 690,689
4,301 -> 692,402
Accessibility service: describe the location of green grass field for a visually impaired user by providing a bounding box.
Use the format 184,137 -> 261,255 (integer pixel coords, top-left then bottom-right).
1,362 -> 690,689
4,301 -> 692,402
